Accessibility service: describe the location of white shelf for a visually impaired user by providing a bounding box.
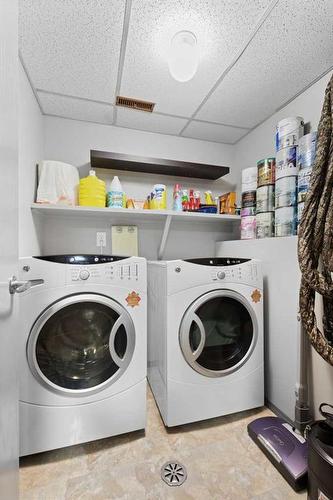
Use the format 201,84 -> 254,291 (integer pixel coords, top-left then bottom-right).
31,204 -> 240,259
31,204 -> 240,223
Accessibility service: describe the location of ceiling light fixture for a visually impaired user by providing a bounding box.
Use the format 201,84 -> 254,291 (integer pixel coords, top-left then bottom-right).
168,31 -> 198,83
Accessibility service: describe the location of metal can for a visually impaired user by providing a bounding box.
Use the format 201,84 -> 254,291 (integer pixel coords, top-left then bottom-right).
275,206 -> 297,237
256,185 -> 274,213
241,216 -> 256,240
297,166 -> 312,203
242,190 -> 256,208
275,176 -> 297,208
256,212 -> 274,239
297,202 -> 305,225
242,166 -> 257,185
241,207 -> 256,217
297,132 -> 317,169
276,116 -> 304,151
275,146 -> 298,180
257,158 -> 276,187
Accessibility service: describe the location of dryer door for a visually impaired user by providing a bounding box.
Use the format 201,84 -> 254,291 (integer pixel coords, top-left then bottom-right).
27,294 -> 135,395
179,290 -> 257,377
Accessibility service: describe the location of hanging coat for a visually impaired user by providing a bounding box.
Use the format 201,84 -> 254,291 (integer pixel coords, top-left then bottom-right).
298,73 -> 333,365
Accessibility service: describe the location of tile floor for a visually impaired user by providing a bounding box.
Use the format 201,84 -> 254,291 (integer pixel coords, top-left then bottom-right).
20,387 -> 306,499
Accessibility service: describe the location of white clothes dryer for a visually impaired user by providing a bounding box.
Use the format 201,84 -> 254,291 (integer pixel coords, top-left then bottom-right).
148,257 -> 264,427
18,254 -> 146,456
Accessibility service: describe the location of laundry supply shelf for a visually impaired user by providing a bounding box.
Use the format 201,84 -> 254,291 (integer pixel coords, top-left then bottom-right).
31,204 -> 240,259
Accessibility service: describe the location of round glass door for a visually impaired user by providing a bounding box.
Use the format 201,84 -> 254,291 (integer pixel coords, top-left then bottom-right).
179,290 -> 257,377
27,294 -> 135,394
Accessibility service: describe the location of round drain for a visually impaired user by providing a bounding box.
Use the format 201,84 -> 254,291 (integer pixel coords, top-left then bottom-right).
161,461 -> 187,487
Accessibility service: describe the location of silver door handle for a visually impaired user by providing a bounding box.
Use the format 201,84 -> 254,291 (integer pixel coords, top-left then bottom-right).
9,276 -> 44,294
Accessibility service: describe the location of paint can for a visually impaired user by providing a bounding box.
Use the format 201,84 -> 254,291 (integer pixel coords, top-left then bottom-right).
297,202 -> 305,225
275,206 -> 297,237
241,206 -> 256,217
241,216 -> 256,240
275,176 -> 297,208
275,146 -> 298,180
242,181 -> 257,193
242,167 -> 257,192
256,185 -> 274,213
242,190 -> 256,208
297,132 -> 317,169
256,212 -> 274,239
276,116 -> 304,151
297,166 -> 312,203
257,158 -> 275,187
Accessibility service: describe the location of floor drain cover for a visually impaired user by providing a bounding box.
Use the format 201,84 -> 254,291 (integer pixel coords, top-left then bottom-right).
161,461 -> 187,487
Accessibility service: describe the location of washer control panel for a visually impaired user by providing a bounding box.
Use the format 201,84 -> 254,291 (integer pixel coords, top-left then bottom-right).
68,262 -> 140,283
210,261 -> 259,285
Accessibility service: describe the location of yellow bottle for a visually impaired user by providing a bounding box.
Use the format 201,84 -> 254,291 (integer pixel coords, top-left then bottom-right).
79,170 -> 106,207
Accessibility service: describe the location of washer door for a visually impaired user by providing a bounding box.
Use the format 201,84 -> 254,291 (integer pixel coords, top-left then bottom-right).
179,290 -> 257,377
27,294 -> 135,395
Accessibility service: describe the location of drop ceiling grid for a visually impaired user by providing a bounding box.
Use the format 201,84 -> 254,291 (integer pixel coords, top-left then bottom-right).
196,0 -> 333,128
18,0 -> 333,144
119,0 -> 273,118
19,0 -> 126,102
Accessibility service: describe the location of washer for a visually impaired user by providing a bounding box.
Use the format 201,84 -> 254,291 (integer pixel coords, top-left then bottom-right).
18,254 -> 146,456
147,257 -> 264,427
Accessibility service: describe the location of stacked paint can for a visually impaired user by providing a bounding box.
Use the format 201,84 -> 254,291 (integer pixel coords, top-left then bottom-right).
297,132 -> 317,224
256,158 -> 275,238
274,117 -> 304,237
240,167 -> 257,239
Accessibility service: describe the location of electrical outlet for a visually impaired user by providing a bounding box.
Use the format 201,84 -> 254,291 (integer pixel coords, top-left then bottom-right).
96,232 -> 106,247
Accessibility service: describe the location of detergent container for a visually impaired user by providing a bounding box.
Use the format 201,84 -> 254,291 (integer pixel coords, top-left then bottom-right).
79,170 -> 106,207
107,176 -> 124,208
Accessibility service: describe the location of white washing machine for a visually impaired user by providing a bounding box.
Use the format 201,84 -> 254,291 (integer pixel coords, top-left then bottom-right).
18,254 -> 146,456
148,257 -> 264,427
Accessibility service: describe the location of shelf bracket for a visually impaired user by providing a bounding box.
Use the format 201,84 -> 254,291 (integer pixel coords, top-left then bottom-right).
158,215 -> 172,260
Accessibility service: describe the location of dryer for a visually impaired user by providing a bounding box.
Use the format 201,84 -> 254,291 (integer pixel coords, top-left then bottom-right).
148,257 -> 264,427
18,254 -> 146,456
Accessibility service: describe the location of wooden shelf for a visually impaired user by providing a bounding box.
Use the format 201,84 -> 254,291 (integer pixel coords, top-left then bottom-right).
31,204 -> 240,259
90,150 -> 229,180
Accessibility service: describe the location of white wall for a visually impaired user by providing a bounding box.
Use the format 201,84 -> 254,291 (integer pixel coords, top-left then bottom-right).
231,70 -> 333,419
41,116 -> 237,259
18,62 -> 44,257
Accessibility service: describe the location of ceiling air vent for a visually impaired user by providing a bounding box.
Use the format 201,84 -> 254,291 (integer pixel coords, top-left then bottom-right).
116,95 -> 155,113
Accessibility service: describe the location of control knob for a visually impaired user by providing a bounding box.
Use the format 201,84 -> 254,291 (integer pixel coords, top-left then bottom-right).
79,269 -> 90,280
217,271 -> 226,280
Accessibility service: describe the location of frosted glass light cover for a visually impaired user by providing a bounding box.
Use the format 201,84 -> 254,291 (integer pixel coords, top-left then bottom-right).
168,31 -> 198,83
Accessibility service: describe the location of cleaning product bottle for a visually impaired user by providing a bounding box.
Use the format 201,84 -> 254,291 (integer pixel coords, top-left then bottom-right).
79,170 -> 106,207
107,176 -> 123,208
173,184 -> 182,211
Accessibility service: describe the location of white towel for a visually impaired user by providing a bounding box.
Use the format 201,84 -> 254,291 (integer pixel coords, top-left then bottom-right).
36,160 -> 79,206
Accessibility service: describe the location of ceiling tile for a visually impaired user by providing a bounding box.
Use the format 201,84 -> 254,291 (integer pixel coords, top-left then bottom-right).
120,0 -> 272,117
197,0 -> 333,128
19,0 -> 125,102
116,108 -> 187,135
38,92 -> 114,124
182,121 -> 249,144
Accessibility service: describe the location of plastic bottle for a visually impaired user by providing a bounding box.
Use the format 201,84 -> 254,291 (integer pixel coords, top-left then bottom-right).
79,170 -> 106,207
152,184 -> 166,210
107,176 -> 123,208
173,184 -> 182,211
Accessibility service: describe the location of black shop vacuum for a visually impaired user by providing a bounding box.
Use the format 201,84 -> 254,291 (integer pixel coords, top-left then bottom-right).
307,403 -> 333,500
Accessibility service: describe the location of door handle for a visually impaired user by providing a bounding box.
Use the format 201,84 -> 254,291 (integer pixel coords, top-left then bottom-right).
9,276 -> 44,294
